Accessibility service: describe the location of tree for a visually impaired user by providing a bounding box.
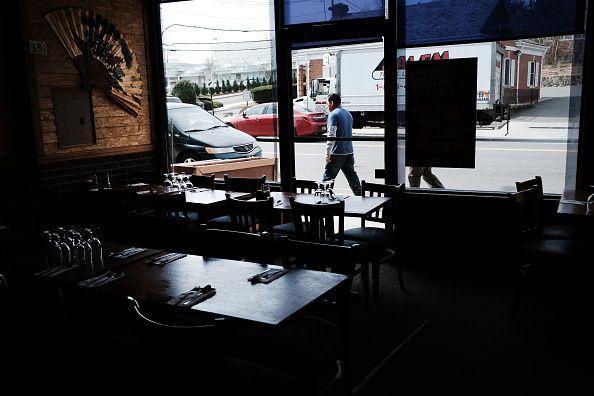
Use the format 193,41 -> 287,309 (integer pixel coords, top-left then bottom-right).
262,76 -> 268,85
204,58 -> 217,83
246,78 -> 252,90
201,83 -> 208,96
239,80 -> 246,91
192,82 -> 201,98
171,80 -> 196,104
232,80 -> 240,92
215,80 -> 221,95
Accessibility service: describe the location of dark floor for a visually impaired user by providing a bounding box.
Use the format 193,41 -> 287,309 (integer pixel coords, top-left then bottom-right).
346,260 -> 594,396
3,251 -> 593,395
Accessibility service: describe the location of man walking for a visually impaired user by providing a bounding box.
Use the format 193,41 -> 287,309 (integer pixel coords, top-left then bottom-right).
322,93 -> 362,196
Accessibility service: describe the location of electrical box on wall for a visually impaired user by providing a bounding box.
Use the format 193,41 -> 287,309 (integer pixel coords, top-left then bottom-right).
52,88 -> 95,147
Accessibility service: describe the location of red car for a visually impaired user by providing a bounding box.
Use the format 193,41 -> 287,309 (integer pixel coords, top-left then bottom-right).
223,102 -> 327,137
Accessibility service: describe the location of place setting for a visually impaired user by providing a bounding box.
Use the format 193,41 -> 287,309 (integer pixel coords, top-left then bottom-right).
167,284 -> 217,307
247,268 -> 289,284
77,270 -> 124,288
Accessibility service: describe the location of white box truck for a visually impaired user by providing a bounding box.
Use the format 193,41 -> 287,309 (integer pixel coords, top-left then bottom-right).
302,42 -> 505,127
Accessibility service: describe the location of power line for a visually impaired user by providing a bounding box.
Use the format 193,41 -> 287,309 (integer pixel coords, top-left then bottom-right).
165,47 -> 273,52
164,39 -> 272,46
162,23 -> 273,34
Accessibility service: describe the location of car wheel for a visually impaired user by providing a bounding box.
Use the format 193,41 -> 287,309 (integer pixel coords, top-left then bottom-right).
178,152 -> 201,163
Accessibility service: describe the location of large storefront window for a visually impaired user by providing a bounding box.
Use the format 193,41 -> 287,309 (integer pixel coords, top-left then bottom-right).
160,0 -> 279,178
158,1 -> 588,194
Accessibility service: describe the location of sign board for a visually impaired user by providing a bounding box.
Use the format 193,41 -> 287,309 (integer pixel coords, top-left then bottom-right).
405,58 -> 477,169
243,91 -> 251,102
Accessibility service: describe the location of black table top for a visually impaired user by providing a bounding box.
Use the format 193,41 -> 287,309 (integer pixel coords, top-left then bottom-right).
97,254 -> 348,326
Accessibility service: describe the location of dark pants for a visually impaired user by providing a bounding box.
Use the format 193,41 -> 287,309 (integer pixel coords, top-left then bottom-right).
323,154 -> 362,196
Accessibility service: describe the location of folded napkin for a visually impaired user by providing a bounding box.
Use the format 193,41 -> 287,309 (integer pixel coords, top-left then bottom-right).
146,252 -> 186,266
188,188 -> 211,193
35,265 -> 79,278
78,271 -> 123,288
167,285 -> 216,307
248,268 -> 289,284
108,247 -> 148,259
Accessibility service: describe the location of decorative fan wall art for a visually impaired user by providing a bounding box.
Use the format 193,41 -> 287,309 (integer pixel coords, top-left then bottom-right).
45,7 -> 142,116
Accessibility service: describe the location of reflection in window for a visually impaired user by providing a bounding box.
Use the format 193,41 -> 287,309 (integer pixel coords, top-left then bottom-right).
283,0 -> 385,26
398,0 -> 585,47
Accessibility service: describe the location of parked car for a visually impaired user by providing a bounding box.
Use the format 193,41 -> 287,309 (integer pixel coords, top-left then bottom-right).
222,102 -> 327,137
167,102 -> 262,163
166,96 -> 182,103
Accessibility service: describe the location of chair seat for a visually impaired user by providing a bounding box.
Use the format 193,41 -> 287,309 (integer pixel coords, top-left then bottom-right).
522,238 -> 592,260
272,221 -> 296,235
543,223 -> 592,241
344,226 -> 394,246
205,215 -> 233,230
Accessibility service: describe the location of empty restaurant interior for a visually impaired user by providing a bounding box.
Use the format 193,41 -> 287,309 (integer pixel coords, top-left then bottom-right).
1,0 -> 593,394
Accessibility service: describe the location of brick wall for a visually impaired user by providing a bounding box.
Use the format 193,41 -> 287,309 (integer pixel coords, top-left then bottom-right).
17,0 -> 162,192
25,0 -> 154,157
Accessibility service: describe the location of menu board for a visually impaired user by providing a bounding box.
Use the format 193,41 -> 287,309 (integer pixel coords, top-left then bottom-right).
405,58 -> 477,168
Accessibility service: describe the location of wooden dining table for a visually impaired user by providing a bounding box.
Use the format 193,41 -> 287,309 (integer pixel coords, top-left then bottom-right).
35,242 -> 350,327
135,186 -> 250,222
269,191 -> 391,218
33,240 -> 353,387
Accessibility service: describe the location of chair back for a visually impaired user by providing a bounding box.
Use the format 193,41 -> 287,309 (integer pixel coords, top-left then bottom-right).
225,193 -> 274,234
128,170 -> 162,185
280,236 -> 360,277
224,174 -> 266,193
198,225 -> 275,263
360,181 -> 405,229
289,197 -> 344,244
189,174 -> 216,189
515,176 -> 544,234
0,273 -> 8,297
125,296 -> 225,394
508,187 -> 542,246
140,190 -> 188,219
292,178 -> 334,194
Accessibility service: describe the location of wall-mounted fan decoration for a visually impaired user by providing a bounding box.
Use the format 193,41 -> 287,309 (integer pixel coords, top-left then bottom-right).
45,7 -> 142,116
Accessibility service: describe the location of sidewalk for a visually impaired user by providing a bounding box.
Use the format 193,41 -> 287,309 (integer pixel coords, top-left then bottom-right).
353,120 -> 573,142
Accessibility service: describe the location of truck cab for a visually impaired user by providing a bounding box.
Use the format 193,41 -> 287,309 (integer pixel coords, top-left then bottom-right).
310,77 -> 334,113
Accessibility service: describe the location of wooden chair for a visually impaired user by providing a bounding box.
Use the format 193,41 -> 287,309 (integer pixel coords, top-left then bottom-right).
196,226 -> 276,264
343,181 -> 406,303
508,187 -> 594,317
273,178 -> 336,236
516,176 -> 591,240
293,177 -> 334,194
125,296 -> 307,395
128,192 -> 190,250
128,169 -> 163,185
201,195 -> 277,261
224,174 -> 266,193
288,197 -> 370,303
0,272 -> 8,298
225,193 -> 275,234
189,173 -> 216,189
290,197 -> 345,244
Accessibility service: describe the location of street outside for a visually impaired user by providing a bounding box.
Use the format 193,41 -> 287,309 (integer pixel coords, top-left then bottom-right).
212,86 -> 579,195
